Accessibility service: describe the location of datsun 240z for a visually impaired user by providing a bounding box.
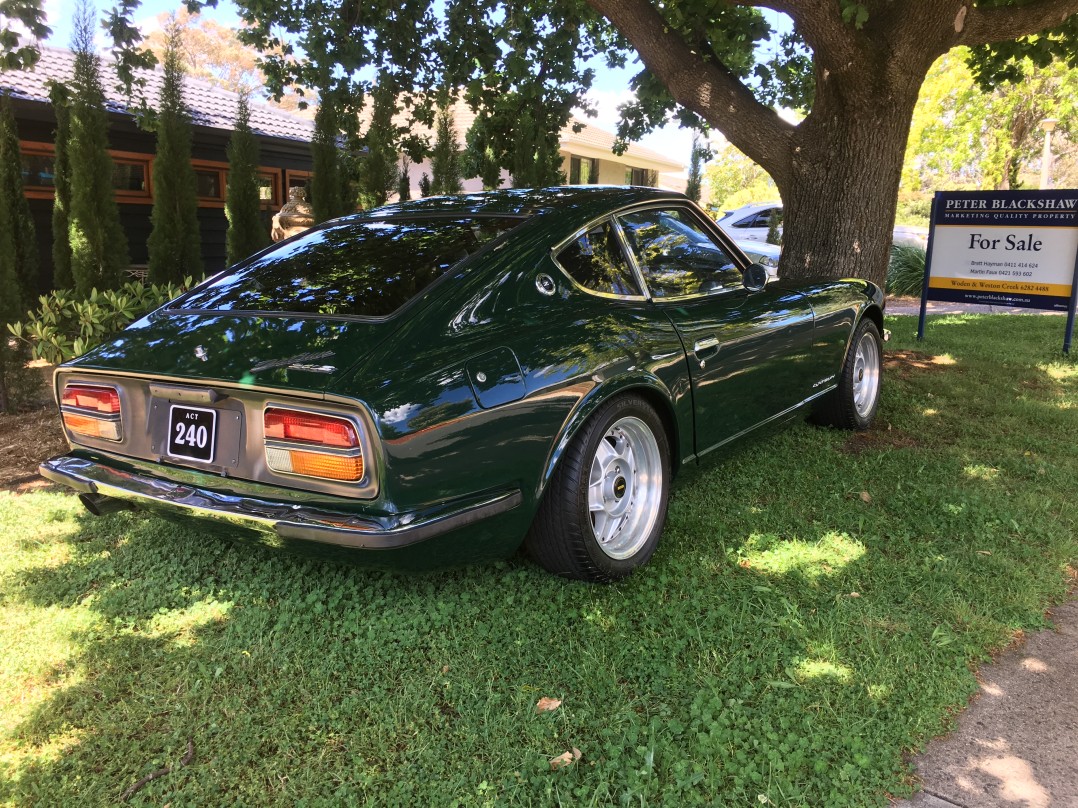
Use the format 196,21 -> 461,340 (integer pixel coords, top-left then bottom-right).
41,187 -> 884,582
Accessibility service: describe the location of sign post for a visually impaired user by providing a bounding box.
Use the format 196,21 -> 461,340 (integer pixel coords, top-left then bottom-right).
917,189 -> 1078,352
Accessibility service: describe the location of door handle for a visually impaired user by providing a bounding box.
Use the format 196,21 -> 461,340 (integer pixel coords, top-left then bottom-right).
694,336 -> 719,354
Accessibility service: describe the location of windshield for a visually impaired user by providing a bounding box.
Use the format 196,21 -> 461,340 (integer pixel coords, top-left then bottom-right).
175,216 -> 525,318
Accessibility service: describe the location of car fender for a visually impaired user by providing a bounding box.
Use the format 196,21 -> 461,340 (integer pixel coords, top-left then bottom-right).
535,370 -> 680,501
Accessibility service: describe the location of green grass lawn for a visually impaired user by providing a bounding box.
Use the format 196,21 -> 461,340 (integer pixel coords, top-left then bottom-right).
1,314 -> 1076,806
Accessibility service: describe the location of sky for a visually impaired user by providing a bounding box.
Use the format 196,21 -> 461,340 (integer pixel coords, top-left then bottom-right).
37,0 -> 771,172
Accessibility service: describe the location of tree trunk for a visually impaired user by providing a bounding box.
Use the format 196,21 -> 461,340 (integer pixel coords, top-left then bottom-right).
774,87 -> 921,291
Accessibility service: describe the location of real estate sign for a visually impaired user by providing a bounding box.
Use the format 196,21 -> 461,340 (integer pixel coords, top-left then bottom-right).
918,189 -> 1078,351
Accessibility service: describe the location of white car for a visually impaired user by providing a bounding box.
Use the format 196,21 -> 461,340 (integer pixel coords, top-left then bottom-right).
733,238 -> 780,279
717,202 -> 782,242
720,201 -> 930,249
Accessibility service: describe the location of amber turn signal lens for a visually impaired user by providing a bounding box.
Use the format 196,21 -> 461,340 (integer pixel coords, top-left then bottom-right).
265,447 -> 364,482
62,412 -> 122,441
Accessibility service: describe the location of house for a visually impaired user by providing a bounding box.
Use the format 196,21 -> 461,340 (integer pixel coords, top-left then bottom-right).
1,46 -> 315,292
398,100 -> 686,198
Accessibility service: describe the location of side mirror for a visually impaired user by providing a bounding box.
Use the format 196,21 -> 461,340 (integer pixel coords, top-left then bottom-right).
744,262 -> 769,292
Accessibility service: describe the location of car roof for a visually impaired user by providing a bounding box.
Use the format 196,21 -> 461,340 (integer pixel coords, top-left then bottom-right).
720,201 -> 782,219
350,185 -> 689,221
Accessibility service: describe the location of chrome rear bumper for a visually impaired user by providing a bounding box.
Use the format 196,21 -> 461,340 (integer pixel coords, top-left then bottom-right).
39,455 -> 522,550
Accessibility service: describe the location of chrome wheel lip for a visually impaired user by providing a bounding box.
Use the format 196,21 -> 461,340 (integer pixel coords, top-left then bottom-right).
588,416 -> 663,560
852,330 -> 881,419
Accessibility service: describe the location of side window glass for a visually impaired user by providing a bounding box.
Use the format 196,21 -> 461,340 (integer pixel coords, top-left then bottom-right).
618,208 -> 742,298
555,221 -> 642,297
733,214 -> 756,228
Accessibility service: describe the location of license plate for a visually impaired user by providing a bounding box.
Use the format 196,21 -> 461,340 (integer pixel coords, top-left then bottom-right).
167,405 -> 217,462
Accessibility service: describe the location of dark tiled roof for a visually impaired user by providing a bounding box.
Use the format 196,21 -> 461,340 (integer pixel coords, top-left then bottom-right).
0,45 -> 314,142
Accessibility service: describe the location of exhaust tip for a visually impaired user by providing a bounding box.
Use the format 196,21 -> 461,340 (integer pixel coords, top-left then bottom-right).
78,493 -> 134,516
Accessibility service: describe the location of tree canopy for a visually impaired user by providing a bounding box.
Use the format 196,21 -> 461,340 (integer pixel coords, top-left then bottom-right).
5,0 -> 1078,285
903,48 -> 1078,193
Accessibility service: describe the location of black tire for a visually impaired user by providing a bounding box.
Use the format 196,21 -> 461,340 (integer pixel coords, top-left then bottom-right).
815,318 -> 883,430
525,394 -> 672,582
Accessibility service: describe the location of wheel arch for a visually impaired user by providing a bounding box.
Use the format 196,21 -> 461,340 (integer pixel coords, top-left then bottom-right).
862,303 -> 884,337
534,374 -> 680,502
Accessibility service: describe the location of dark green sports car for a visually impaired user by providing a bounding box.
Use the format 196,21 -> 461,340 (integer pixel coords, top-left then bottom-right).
41,187 -> 884,581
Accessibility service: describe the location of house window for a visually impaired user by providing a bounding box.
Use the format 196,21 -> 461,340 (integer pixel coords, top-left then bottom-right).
18,140 -> 283,208
285,170 -> 312,196
113,160 -> 149,194
195,168 -> 223,199
107,152 -> 154,200
570,156 -> 599,184
625,167 -> 656,187
256,173 -> 277,206
21,152 -> 56,189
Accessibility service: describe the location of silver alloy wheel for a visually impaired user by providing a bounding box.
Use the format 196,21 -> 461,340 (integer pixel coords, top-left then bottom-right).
587,416 -> 663,559
852,329 -> 881,419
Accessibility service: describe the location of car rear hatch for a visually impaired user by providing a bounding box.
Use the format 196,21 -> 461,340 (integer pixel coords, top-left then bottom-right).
66,309 -> 391,393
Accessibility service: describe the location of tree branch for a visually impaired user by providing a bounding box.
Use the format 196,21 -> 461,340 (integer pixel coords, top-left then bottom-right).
726,0 -> 868,73
960,0 -> 1078,45
585,0 -> 795,185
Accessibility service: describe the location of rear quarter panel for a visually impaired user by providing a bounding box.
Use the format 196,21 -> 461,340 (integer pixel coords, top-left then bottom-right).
333,243 -> 692,528
795,278 -> 884,386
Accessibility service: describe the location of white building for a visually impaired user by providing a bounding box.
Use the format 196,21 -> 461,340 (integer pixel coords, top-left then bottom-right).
393,101 -> 686,198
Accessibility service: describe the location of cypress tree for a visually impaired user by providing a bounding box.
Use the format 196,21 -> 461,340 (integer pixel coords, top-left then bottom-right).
463,116 -> 502,191
686,132 -> 704,203
356,83 -> 400,208
225,92 -> 268,265
68,1 -> 129,296
418,173 -> 431,197
49,82 -> 74,289
0,94 -> 39,412
147,19 -> 202,283
397,154 -> 412,202
0,95 -> 39,301
311,91 -> 349,221
510,109 -> 563,188
429,99 -> 462,195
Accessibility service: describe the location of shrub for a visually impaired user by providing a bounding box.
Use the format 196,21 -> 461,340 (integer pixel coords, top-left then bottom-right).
8,277 -> 194,365
766,208 -> 783,246
887,243 -> 927,297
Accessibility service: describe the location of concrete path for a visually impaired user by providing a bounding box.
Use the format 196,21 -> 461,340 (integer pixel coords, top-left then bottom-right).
893,601 -> 1078,808
885,298 -> 1066,316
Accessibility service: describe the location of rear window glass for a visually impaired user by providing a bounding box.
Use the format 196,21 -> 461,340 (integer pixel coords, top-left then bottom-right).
556,220 -> 642,297
175,216 -> 524,318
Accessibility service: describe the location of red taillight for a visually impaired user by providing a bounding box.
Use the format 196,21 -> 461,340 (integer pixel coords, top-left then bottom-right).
62,385 -> 121,414
264,408 -> 359,448
61,383 -> 122,441
263,408 -> 364,482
